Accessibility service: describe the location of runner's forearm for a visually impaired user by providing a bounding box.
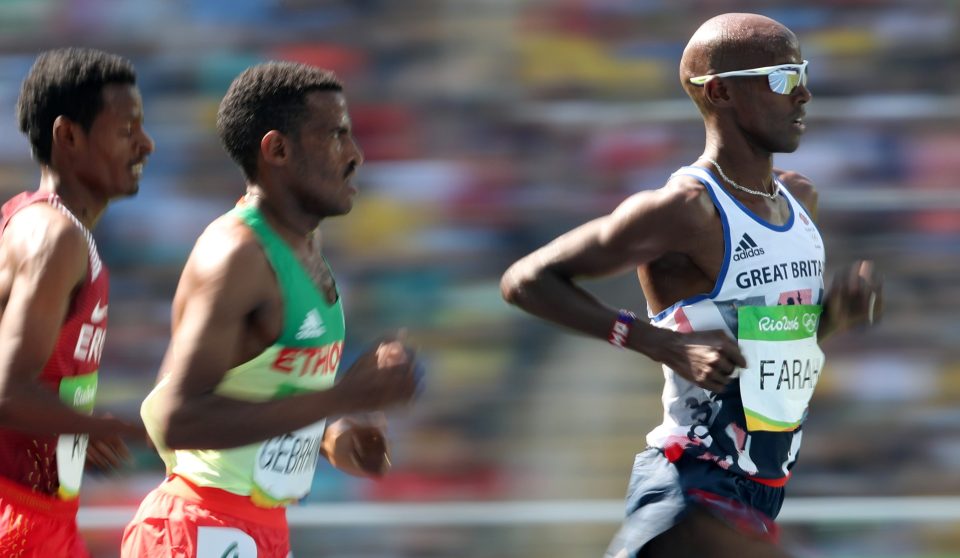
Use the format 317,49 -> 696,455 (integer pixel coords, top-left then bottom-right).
0,383 -> 122,436
160,389 -> 351,450
502,268 -> 670,360
504,268 -> 627,336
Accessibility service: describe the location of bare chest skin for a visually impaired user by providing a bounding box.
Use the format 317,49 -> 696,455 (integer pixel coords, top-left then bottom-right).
300,232 -> 339,306
638,188 -> 792,315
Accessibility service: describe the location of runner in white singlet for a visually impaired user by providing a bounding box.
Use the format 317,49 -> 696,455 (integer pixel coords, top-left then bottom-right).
501,13 -> 882,558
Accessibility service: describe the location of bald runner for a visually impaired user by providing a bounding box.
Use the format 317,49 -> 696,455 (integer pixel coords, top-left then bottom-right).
502,13 -> 882,558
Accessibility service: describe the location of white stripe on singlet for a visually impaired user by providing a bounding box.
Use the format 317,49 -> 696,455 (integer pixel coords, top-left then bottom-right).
49,196 -> 103,280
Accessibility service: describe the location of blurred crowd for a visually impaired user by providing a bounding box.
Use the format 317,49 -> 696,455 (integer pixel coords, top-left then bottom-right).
0,0 -> 957,556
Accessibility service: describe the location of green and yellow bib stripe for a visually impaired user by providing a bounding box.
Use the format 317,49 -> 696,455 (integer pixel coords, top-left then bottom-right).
56,372 -> 97,499
147,203 -> 345,507
737,304 -> 824,432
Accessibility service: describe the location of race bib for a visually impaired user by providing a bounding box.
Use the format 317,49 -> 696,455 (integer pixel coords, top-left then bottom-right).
56,372 -> 98,499
252,420 -> 326,502
737,305 -> 824,432
196,526 -> 258,557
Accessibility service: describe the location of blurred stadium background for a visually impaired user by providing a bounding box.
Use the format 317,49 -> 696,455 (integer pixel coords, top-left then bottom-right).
0,0 -> 958,556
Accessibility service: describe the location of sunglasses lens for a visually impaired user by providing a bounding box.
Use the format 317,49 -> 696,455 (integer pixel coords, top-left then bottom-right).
768,68 -> 805,95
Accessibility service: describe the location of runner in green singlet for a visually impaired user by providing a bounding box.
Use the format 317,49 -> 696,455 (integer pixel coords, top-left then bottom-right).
122,62 -> 419,558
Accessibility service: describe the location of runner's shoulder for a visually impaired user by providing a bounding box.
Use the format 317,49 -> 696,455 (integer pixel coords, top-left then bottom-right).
186,214 -> 272,293
627,172 -> 716,226
3,204 -> 87,273
602,174 -> 717,251
775,169 -> 818,215
666,169 -> 717,198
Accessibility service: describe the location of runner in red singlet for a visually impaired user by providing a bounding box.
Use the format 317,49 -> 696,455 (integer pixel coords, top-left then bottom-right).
0,48 -> 154,557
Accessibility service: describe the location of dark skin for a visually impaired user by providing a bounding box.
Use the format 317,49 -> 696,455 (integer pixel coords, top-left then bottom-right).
0,83 -> 153,470
641,507 -> 791,558
502,13 -> 881,557
152,91 -> 416,478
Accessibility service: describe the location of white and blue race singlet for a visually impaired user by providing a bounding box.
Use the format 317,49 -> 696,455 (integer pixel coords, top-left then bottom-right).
645,166 -> 826,485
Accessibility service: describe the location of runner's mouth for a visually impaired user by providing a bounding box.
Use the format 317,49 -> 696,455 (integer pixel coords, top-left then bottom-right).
344,162 -> 357,180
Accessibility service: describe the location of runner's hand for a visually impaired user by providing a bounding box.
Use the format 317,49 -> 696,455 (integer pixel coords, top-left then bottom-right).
86,414 -> 143,471
334,333 -> 419,413
86,434 -> 132,471
824,260 -> 883,333
652,329 -> 746,393
323,417 -> 391,477
90,414 -> 145,439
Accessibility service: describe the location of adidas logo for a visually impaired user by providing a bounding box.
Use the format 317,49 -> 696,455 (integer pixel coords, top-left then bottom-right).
295,309 -> 326,340
732,233 -> 765,261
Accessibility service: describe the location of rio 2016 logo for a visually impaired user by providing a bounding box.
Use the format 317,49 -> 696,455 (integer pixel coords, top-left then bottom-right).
757,313 -> 819,335
758,315 -> 799,332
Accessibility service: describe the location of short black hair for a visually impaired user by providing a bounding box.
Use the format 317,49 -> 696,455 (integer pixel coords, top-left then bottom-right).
217,61 -> 343,181
17,48 -> 137,165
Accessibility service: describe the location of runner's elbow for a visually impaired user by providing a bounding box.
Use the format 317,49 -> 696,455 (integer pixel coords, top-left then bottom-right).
157,421 -> 186,450
157,408 -> 203,450
500,262 -> 536,308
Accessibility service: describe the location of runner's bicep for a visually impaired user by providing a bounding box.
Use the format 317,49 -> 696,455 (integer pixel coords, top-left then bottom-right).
0,226 -> 87,387
531,217 -> 644,278
560,190 -> 691,276
164,295 -> 245,397
149,268 -> 264,448
161,247 -> 266,400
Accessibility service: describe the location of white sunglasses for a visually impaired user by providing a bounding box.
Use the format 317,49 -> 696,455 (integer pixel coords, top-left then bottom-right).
689,60 -> 809,95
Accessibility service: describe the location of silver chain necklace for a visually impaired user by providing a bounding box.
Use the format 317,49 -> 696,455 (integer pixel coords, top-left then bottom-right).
701,157 -> 779,200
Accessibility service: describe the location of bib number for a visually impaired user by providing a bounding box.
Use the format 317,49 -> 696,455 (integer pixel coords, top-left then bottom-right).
56,372 -> 98,498
253,420 -> 326,501
196,526 -> 258,557
737,305 -> 824,432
